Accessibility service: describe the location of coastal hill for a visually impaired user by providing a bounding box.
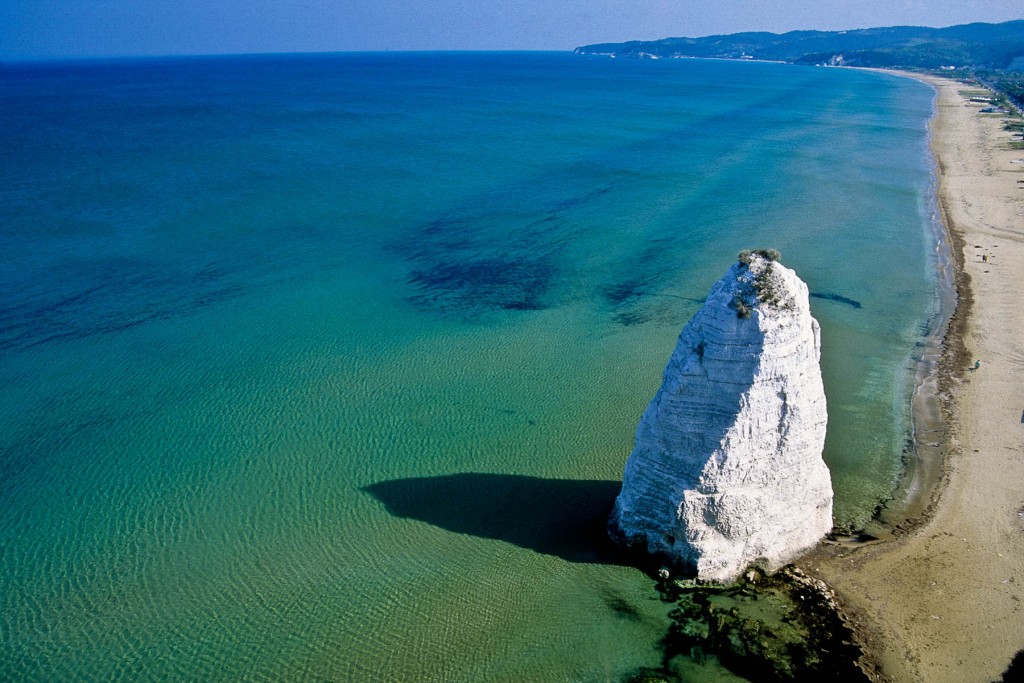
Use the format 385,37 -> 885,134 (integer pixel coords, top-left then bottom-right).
575,19 -> 1024,69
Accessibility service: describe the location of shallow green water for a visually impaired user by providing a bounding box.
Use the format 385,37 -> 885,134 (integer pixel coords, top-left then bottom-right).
0,53 -> 937,680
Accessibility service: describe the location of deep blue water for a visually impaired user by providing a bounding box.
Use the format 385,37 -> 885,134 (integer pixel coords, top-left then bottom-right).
0,52 -> 937,680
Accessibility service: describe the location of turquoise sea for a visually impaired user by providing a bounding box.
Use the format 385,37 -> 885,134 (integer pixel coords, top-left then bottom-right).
1,53 -> 938,680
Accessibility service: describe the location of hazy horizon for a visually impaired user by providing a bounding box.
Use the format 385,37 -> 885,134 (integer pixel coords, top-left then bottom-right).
1,1 -> 1020,62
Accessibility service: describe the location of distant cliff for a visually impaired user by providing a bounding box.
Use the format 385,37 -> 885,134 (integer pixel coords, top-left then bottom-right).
610,251 -> 833,582
575,20 -> 1024,70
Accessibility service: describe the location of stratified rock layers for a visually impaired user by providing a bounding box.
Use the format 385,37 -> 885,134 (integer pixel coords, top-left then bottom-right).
611,254 -> 833,581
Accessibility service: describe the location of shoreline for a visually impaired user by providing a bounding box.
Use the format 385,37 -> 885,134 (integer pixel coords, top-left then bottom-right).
799,73 -> 1024,681
838,66 -> 961,539
877,71 -> 960,535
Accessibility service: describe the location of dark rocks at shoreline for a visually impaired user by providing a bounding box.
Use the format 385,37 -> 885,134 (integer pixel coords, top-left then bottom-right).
626,566 -> 869,683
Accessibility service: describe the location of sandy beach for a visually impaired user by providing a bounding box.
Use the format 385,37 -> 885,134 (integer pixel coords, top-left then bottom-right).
799,75 -> 1024,681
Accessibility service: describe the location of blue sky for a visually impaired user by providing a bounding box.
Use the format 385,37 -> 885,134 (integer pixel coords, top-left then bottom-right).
1,0 -> 1021,60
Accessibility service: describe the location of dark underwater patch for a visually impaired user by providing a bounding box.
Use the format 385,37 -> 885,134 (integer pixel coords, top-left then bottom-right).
643,568 -> 869,683
603,593 -> 643,621
613,310 -> 652,326
406,254 -> 555,316
603,278 -> 651,307
394,197 -> 576,319
602,269 -> 703,329
810,292 -> 862,309
0,260 -> 243,351
391,170 -> 640,320
597,234 -> 704,327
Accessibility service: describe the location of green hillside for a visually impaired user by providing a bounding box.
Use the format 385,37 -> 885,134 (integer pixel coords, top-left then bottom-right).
575,20 -> 1024,70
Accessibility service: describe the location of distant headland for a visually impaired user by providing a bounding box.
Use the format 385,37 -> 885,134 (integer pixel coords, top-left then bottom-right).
574,19 -> 1024,70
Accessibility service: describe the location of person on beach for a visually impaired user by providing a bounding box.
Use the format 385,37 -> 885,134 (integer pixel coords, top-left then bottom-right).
971,360 -> 981,371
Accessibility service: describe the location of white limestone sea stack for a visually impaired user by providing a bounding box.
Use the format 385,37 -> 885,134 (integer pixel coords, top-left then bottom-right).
610,250 -> 833,582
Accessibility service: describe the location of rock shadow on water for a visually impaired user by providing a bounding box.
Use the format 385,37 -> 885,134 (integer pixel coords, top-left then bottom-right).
363,474 -> 630,565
